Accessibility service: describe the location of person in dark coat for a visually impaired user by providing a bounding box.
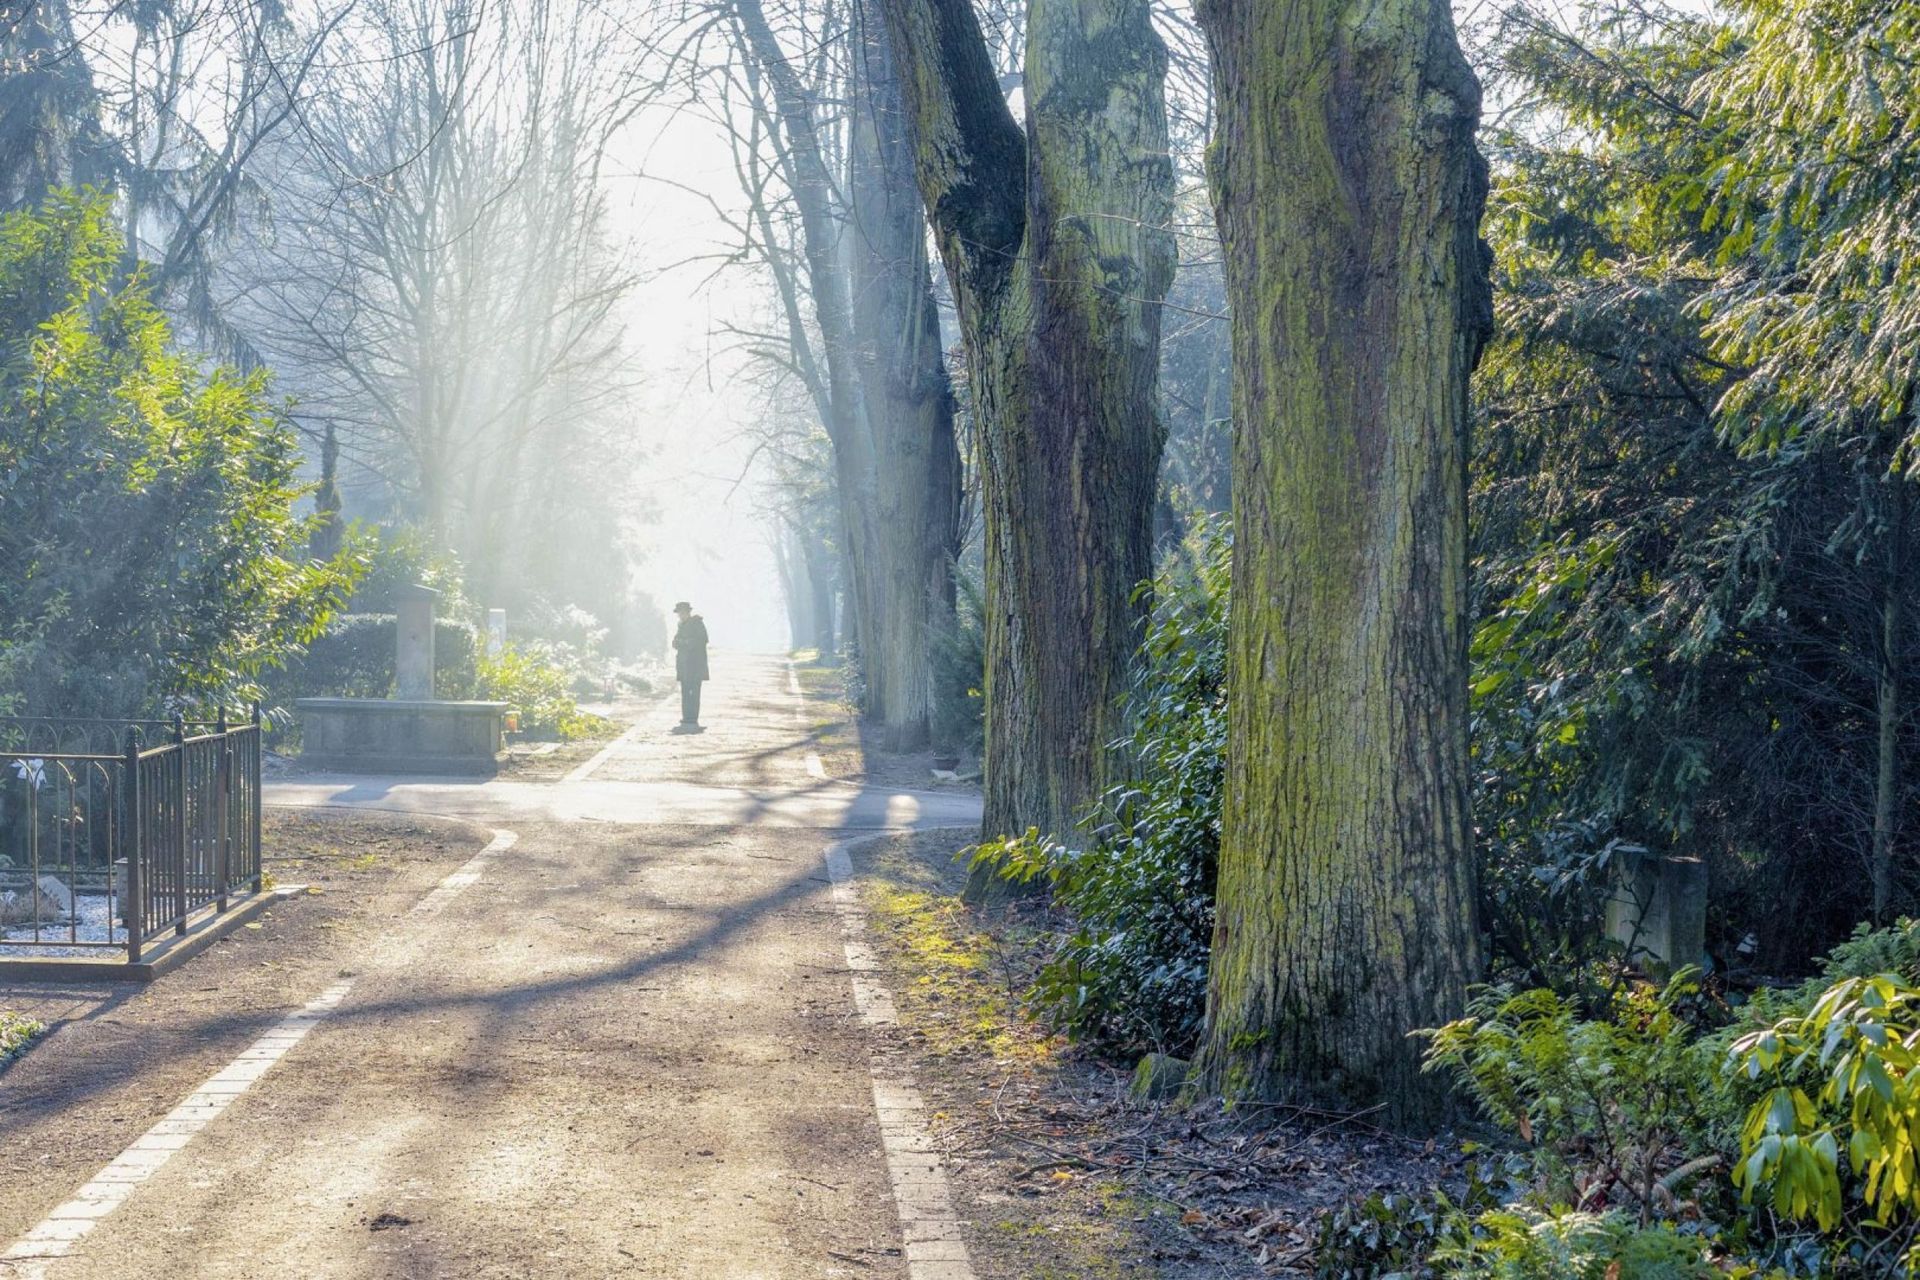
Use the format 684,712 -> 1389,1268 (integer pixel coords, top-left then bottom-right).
672,601 -> 710,727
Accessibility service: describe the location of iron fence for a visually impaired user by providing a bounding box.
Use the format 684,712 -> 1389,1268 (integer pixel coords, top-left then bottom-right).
0,711 -> 263,962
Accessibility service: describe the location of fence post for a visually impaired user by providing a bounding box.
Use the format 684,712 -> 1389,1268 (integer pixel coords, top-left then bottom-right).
251,703 -> 264,893
123,730 -> 144,964
172,714 -> 187,936
215,707 -> 230,914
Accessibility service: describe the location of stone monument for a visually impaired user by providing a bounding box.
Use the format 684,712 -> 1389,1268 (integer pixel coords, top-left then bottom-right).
396,583 -> 437,699
486,608 -> 507,657
297,585 -> 507,775
1604,848 -> 1707,977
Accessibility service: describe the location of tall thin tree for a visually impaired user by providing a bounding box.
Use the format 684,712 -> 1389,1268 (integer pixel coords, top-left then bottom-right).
689,0 -> 963,748
846,0 -> 964,750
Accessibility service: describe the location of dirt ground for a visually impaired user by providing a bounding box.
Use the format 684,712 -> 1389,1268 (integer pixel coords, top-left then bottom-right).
0,656 -> 959,1279
0,651 -> 1457,1280
0,810 -> 489,1248
791,658 -> 979,794
2,811 -> 913,1278
845,834 -> 1465,1278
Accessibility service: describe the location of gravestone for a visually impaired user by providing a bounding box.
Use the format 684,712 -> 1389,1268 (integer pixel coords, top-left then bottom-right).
1130,1052 -> 1189,1101
1604,849 -> 1707,977
34,874 -> 73,917
487,608 -> 507,657
395,583 -> 438,700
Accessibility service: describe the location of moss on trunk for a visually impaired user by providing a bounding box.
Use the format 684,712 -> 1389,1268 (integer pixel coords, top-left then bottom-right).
880,0 -> 1175,851
1192,0 -> 1493,1126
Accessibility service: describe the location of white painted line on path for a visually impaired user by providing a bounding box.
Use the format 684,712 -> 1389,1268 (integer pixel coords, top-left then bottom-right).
823,842 -> 976,1280
1,827 -> 519,1278
564,719 -> 647,784
786,659 -> 830,780
789,656 -> 970,1272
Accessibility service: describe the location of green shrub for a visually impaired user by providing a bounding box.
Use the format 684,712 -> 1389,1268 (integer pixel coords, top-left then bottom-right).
1314,1159 -> 1524,1279
0,1011 -> 42,1065
1429,1208 -> 1722,1280
517,600 -> 609,654
1730,967 -> 1920,1267
1407,926 -> 1920,1276
1737,920 -> 1920,1031
293,613 -> 391,698
270,614 -> 479,702
970,522 -> 1228,1052
1422,976 -> 1736,1220
434,622 -> 479,698
348,525 -> 472,620
477,644 -> 610,741
0,191 -> 358,716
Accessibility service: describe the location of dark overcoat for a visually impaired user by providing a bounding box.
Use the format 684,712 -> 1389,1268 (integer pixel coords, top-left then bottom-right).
674,616 -> 710,682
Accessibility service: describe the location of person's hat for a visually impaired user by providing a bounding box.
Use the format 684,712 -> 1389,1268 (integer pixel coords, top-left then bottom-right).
673,601 -> 692,613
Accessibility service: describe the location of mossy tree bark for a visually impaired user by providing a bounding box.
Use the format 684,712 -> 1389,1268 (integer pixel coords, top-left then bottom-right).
1192,0 -> 1493,1125
732,0 -> 961,749
879,0 -> 1176,853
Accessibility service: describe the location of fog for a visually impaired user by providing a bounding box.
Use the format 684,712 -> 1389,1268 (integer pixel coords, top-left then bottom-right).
609,101 -> 793,654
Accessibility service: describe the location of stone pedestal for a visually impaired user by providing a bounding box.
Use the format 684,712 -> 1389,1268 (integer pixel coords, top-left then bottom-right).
396,583 -> 439,701
1605,849 -> 1707,976
297,583 -> 503,775
296,698 -> 507,775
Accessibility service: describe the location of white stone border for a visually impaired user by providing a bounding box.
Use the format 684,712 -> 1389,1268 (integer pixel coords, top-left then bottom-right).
563,719 -> 646,784
786,659 -> 830,780
0,827 -> 519,1278
825,837 -> 975,1280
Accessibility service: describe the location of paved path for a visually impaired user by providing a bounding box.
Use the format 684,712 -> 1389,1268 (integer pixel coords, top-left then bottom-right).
1,653 -> 982,1279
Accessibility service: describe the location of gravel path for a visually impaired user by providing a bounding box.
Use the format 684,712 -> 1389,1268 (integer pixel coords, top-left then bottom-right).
0,653 -> 982,1278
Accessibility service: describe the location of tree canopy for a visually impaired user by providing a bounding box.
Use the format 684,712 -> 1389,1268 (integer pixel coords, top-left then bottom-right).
0,192 -> 354,717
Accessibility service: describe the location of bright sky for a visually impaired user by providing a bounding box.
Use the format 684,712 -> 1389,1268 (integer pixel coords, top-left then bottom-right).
605,100 -> 794,655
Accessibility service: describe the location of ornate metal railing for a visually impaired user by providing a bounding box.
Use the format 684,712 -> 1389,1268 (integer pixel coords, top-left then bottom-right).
0,717 -> 222,756
0,711 -> 263,962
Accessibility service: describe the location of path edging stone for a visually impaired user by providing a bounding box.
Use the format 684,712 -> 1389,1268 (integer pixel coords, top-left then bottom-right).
825,833 -> 977,1280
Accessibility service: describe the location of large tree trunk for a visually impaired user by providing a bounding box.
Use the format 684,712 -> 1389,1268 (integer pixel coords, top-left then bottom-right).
879,0 -> 1175,852
1193,0 -> 1493,1125
732,0 -> 962,750
804,527 -> 838,655
847,4 -> 965,751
